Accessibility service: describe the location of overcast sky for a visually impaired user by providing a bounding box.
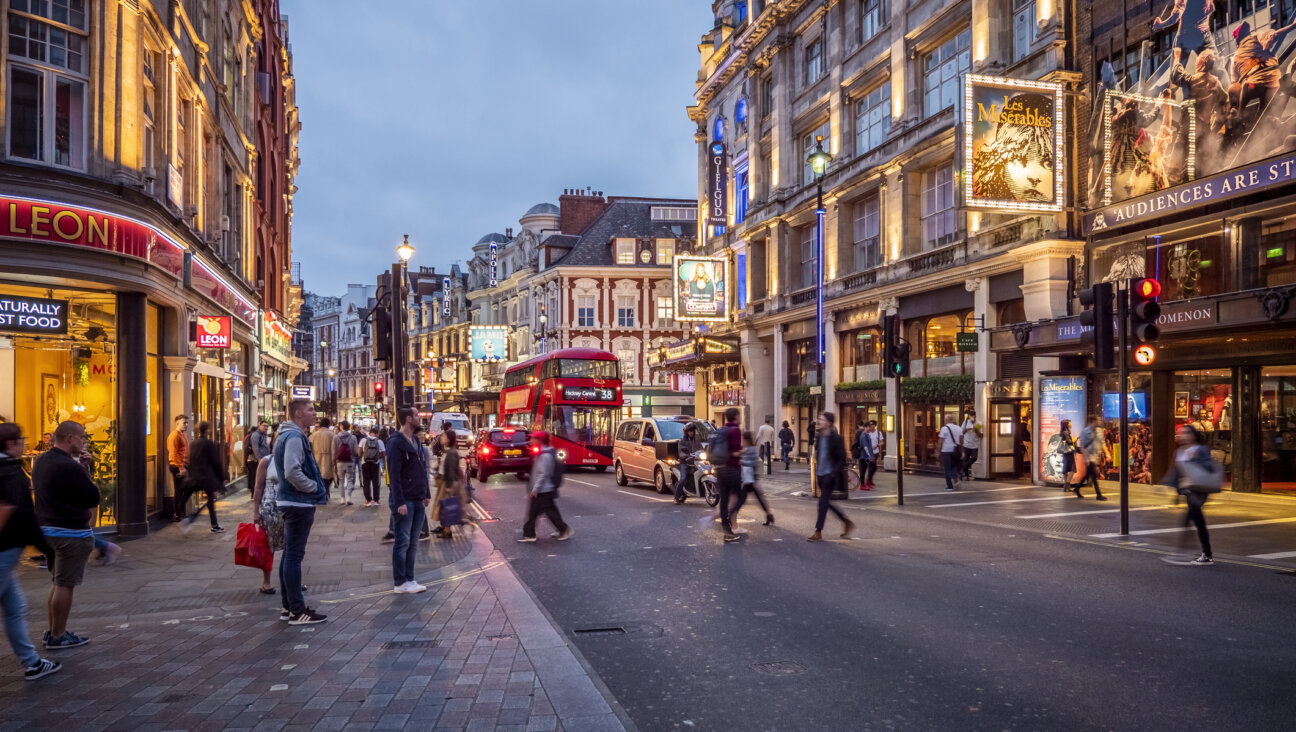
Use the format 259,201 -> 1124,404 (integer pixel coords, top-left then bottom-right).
281,0 -> 713,296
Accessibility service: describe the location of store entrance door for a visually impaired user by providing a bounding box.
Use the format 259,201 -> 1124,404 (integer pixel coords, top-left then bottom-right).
989,399 -> 1031,479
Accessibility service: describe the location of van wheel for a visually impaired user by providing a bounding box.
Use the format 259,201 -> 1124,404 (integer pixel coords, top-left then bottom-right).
654,468 -> 671,495
615,462 -> 628,486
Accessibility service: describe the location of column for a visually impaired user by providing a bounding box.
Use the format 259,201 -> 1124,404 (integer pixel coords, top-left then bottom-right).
967,277 -> 992,479
116,292 -> 149,537
741,332 -> 774,432
773,325 -> 787,425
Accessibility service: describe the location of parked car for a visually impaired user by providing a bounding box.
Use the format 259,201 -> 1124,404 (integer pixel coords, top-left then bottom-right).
613,416 -> 713,493
469,427 -> 534,481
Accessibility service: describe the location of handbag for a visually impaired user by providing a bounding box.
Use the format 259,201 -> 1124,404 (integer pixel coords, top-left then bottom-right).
1179,458 -> 1223,493
235,522 -> 274,572
438,496 -> 463,527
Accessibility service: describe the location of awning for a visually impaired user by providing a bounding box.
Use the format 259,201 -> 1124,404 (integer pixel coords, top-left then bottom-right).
648,336 -> 740,374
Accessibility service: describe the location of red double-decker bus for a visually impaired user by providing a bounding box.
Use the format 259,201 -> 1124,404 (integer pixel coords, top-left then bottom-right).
500,348 -> 621,469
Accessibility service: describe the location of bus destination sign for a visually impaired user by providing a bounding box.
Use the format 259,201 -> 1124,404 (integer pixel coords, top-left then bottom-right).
561,386 -> 617,402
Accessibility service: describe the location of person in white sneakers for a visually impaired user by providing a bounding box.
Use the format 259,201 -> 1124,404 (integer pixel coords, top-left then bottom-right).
387,408 -> 430,594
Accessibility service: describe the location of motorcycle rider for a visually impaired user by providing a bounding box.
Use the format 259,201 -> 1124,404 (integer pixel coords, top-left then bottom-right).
674,423 -> 702,503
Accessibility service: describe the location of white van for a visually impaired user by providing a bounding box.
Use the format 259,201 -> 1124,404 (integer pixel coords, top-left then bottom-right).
428,412 -> 474,447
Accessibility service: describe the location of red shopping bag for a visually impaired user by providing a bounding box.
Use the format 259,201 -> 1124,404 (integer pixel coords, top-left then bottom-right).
235,522 -> 273,572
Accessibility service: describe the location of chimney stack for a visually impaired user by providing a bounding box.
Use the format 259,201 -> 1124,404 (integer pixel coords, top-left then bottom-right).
558,186 -> 610,235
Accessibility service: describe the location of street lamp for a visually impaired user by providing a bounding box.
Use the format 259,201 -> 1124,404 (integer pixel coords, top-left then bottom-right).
538,303 -> 548,354
391,235 -> 415,414
805,134 -> 833,411
396,235 -> 415,263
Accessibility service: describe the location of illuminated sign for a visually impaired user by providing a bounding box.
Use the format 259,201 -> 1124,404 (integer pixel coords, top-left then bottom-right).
470,325 -> 508,362
489,242 -> 499,287
1038,376 -> 1085,484
963,74 -> 1064,212
702,338 -> 736,354
664,342 -> 695,361
674,256 -> 729,322
261,310 -> 293,365
503,389 -> 532,411
0,294 -> 68,335
707,141 -> 728,225
561,386 -> 618,402
195,316 -> 232,348
442,276 -> 451,316
290,385 -> 316,400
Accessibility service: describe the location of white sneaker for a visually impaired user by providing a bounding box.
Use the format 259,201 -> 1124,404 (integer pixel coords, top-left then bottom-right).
402,581 -> 427,593
392,584 -> 410,594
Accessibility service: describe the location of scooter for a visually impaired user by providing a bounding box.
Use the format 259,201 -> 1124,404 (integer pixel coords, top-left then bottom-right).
670,453 -> 719,507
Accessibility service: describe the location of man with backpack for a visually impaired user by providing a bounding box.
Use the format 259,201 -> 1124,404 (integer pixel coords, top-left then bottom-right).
710,407 -> 743,543
333,421 -> 358,506
360,427 -> 384,507
518,431 -> 571,543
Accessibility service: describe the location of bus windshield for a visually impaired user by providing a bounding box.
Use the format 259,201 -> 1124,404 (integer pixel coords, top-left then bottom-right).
542,405 -> 615,447
542,359 -> 619,380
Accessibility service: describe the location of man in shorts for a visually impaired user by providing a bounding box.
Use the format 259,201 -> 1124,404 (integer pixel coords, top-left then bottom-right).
32,421 -> 101,649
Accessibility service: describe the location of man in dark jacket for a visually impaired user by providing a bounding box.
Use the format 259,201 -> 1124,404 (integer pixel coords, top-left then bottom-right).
808,412 -> 854,541
179,421 -> 226,534
386,407 -> 431,593
673,423 -> 702,503
0,423 -> 62,679
32,420 -> 101,649
713,407 -> 743,542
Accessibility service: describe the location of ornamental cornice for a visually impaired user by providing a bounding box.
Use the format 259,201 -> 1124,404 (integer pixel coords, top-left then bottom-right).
694,0 -> 811,112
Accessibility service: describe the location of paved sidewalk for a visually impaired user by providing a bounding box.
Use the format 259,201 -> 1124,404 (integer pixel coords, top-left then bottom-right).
1,493 -> 631,731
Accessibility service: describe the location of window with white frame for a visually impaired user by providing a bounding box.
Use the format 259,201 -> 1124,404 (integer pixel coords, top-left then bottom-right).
922,165 -> 957,248
615,238 -> 635,264
577,295 -> 596,327
860,0 -> 885,42
616,297 -> 636,328
804,36 -> 823,87
799,224 -> 817,290
6,0 -> 89,169
854,83 -> 890,155
801,121 -> 830,185
655,238 -> 674,265
852,194 -> 881,271
617,349 -> 638,382
1013,0 -> 1036,62
656,296 -> 673,323
922,29 -> 971,118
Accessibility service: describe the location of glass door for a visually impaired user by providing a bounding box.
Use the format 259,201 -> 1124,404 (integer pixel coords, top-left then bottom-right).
989,400 -> 1026,478
1261,366 -> 1296,493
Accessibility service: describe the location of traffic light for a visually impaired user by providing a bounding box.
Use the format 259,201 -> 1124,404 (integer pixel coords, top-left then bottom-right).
892,341 -> 911,378
882,314 -> 897,378
1079,282 -> 1115,370
1129,277 -> 1161,343
373,380 -> 384,401
372,304 -> 392,365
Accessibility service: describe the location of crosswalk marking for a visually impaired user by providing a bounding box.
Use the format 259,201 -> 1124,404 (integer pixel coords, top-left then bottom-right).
615,490 -> 675,503
567,478 -> 600,487
1247,550 -> 1296,560
850,485 -> 1036,500
1091,517 -> 1296,538
1017,505 -> 1176,519
928,496 -> 1071,508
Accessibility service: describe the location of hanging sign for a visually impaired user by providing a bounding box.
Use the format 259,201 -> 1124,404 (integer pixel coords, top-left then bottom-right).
674,256 -> 729,322
442,276 -> 451,316
955,332 -> 979,352
194,315 -> 232,348
489,243 -> 499,287
707,141 -> 728,225
290,385 -> 316,400
0,294 -> 68,335
963,74 -> 1064,212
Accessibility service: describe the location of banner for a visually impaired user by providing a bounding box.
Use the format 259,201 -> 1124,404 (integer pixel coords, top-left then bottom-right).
470,325 -> 508,362
1085,9 -> 1296,231
674,256 -> 728,322
707,141 -> 728,225
963,75 -> 1064,212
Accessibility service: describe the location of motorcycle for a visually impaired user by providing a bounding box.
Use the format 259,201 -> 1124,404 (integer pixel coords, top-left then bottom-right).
670,453 -> 719,507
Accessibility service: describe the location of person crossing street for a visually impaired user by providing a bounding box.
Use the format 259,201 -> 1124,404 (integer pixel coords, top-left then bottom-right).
808,413 -> 854,542
518,431 -> 572,543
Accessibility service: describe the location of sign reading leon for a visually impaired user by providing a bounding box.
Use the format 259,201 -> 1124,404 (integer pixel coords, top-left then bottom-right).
963,75 -> 1064,212
674,256 -> 728,322
195,315 -> 231,348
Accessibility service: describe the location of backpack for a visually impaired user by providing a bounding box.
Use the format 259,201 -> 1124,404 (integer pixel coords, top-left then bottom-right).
336,437 -> 353,463
542,447 -> 565,497
707,426 -> 733,466
362,437 -> 381,463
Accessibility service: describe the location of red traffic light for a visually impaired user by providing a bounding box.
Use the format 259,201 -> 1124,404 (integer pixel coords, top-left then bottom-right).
1133,278 -> 1161,299
374,382 -> 384,394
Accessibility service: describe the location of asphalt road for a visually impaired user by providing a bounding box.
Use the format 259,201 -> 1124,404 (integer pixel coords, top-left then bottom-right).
468,469 -> 1296,732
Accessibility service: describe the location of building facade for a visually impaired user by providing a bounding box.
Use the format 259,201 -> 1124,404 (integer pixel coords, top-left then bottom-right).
0,0 -> 299,534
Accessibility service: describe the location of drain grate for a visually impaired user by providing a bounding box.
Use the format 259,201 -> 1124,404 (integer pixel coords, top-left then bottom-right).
487,634 -> 513,641
573,627 -> 627,636
380,640 -> 441,650
750,661 -> 807,676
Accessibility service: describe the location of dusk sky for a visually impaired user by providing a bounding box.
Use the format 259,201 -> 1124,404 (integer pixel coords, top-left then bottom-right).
281,0 -> 713,296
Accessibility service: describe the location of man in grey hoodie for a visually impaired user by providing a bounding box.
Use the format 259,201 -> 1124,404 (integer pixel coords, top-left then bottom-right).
274,399 -> 329,625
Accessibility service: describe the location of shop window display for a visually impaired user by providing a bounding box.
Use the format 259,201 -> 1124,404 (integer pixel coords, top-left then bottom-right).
1261,366 -> 1296,492
1173,369 -> 1233,488
1097,372 -> 1153,485
1255,219 -> 1296,288
1092,234 -> 1231,301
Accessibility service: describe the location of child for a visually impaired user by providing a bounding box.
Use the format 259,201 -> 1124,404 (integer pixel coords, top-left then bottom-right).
736,431 -> 774,527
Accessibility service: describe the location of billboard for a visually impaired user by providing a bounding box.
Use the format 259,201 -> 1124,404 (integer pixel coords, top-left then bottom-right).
195,315 -> 231,348
674,255 -> 728,322
470,325 -> 508,362
1085,8 -> 1296,232
963,74 -> 1064,212
1038,376 -> 1086,484
706,141 -> 728,225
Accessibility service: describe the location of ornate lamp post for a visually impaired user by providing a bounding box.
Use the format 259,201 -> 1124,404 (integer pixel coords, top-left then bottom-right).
391,235 -> 415,413
806,135 -> 833,414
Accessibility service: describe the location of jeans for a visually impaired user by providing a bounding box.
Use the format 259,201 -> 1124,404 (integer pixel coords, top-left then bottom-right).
674,465 -> 694,501
361,462 -> 381,503
780,443 -> 792,469
337,462 -> 358,502
814,473 -> 848,531
279,505 -> 316,615
391,501 -> 426,585
858,458 -> 872,485
180,486 -> 218,527
1184,492 -> 1212,557
962,448 -> 979,479
522,492 -> 568,538
941,452 -> 959,490
0,548 -> 39,668
865,458 -> 879,485
759,444 -> 772,473
716,466 -> 741,533
168,465 -> 184,517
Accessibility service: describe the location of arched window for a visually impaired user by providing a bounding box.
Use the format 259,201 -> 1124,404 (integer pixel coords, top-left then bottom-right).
713,117 -> 726,142
735,97 -> 748,125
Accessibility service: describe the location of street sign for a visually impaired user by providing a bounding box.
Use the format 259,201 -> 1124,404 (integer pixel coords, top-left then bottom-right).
290,385 -> 316,400
956,332 -> 978,352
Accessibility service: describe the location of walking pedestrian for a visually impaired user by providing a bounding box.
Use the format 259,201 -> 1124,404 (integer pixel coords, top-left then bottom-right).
274,399 -> 329,625
778,421 -> 795,471
755,417 -> 776,473
1059,419 -> 1079,494
674,422 -> 702,503
866,421 -> 883,488
808,413 -> 854,541
432,431 -> 469,539
167,415 -> 189,521
333,420 -> 358,506
31,421 -> 100,648
179,421 -> 226,534
708,408 -> 744,542
0,423 -> 62,679
857,421 -> 877,490
1160,425 -> 1222,565
1072,415 -> 1108,500
938,415 -> 964,491
960,411 -> 982,480
734,431 -> 774,526
386,407 -> 430,593
250,431 -> 283,595
518,431 -> 572,542
309,417 -> 337,497
360,427 -> 384,506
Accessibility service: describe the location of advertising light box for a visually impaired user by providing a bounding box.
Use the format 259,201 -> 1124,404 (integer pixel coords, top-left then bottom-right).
674,256 -> 728,323
470,326 -> 508,362
963,74 -> 1065,212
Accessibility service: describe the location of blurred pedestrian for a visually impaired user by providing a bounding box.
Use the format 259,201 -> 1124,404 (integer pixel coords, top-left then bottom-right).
386,407 -> 430,593
808,412 -> 854,541
960,411 -> 982,480
32,421 -> 101,648
938,414 -> 964,491
309,417 -> 337,496
855,421 -> 873,491
778,421 -> 794,471
431,431 -> 469,539
755,417 -> 776,473
0,423 -> 62,679
1072,415 -> 1107,500
333,420 -> 358,506
735,431 -> 774,527
274,400 -> 328,625
1059,419 -> 1079,494
250,431 -> 283,595
518,431 -> 571,542
1160,425 -> 1223,566
709,408 -> 743,542
179,421 -> 226,534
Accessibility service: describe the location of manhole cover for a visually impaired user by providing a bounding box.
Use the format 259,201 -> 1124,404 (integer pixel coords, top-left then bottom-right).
751,661 -> 807,676
380,640 -> 440,650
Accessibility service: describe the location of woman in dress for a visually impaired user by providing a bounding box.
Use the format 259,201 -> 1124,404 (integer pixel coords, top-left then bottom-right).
250,433 -> 283,594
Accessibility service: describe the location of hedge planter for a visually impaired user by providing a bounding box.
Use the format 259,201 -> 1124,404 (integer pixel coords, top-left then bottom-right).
781,384 -> 815,406
900,374 -> 974,405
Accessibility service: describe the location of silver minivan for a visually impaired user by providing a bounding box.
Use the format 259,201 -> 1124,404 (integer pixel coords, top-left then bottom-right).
613,416 -> 708,493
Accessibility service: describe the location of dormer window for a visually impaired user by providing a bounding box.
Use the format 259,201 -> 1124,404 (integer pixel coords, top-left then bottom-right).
615,238 -> 635,264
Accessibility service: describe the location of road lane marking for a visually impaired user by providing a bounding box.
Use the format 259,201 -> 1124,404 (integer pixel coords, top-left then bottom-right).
1017,504 -> 1177,519
469,502 -> 494,521
846,485 -> 1038,500
928,496 -> 1071,508
1045,534 -> 1295,571
567,478 -> 601,487
615,490 -> 674,503
1249,550 -> 1296,560
1091,517 -> 1296,538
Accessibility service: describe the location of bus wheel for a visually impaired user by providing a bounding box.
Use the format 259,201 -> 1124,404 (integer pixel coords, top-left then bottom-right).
615,462 -> 628,486
594,465 -> 608,473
